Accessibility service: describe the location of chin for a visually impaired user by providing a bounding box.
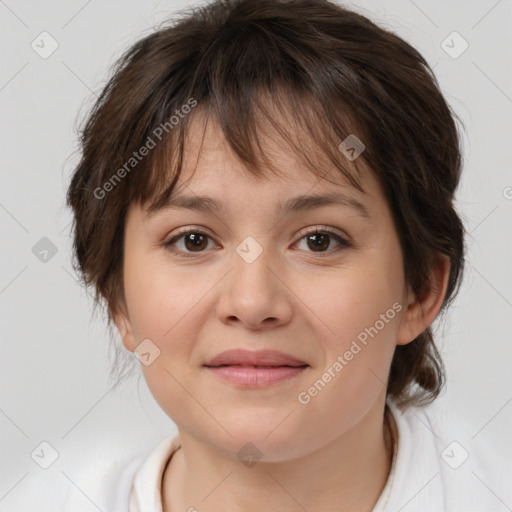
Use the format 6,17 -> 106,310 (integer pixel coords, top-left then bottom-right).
205,416 -> 309,461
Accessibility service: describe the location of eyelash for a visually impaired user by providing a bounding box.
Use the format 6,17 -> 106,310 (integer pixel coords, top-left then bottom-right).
163,226 -> 352,257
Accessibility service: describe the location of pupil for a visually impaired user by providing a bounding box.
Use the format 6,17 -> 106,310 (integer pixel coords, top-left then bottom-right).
308,234 -> 328,251
185,233 -> 207,251
182,233 -> 330,252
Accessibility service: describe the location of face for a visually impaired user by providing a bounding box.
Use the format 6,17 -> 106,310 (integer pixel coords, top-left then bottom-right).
116,112 -> 416,462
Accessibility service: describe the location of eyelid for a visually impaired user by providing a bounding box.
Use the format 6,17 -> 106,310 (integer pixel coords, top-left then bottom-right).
164,226 -> 218,252
297,225 -> 350,243
164,225 -> 351,256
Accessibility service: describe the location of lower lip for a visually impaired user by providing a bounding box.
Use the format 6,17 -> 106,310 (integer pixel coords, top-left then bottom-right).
204,365 -> 308,387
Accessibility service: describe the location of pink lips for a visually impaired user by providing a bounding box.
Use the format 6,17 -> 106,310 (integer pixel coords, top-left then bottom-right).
205,349 -> 307,367
203,349 -> 309,387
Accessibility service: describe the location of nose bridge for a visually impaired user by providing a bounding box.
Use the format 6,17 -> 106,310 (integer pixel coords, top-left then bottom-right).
216,234 -> 293,328
232,234 -> 276,301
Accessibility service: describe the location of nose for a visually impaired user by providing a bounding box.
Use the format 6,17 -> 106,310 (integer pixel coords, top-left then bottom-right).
215,239 -> 294,331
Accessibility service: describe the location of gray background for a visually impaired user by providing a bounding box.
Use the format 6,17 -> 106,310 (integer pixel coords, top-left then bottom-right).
1,0 -> 511,510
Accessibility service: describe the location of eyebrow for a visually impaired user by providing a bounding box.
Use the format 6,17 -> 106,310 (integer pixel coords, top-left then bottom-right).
147,192 -> 370,219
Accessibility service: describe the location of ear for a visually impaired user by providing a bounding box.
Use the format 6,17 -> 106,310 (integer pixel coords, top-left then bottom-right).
112,301 -> 137,353
397,255 -> 450,346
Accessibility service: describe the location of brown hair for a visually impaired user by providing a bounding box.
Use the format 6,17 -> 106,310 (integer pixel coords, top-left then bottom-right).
66,0 -> 465,406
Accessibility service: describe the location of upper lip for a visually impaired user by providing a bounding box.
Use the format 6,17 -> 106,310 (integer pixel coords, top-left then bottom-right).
204,349 -> 308,367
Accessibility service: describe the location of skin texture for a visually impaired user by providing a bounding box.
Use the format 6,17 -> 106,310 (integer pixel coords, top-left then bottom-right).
114,112 -> 450,511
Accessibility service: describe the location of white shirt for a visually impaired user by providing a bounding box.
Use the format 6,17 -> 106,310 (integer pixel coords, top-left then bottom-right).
104,400 -> 512,512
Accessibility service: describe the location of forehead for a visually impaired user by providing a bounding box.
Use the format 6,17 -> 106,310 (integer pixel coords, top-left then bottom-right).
141,99 -> 386,224
165,108 -> 373,195
144,160 -> 378,230
129,106 -> 393,236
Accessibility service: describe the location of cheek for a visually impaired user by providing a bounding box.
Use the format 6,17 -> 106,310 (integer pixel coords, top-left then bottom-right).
294,290 -> 400,440
304,262 -> 403,349
297,258 -> 404,403
122,255 -> 213,416
124,254 -> 208,341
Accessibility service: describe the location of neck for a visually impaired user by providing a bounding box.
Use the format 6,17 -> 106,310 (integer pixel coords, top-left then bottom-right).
163,400 -> 395,512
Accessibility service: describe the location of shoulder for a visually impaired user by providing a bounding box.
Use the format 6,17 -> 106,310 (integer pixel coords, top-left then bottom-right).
115,434 -> 181,511
55,445 -> 146,512
385,398 -> 512,512
55,435 -> 179,512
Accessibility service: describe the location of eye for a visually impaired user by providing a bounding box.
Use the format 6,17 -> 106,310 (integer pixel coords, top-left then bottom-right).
295,226 -> 351,254
164,227 -> 216,256
164,226 -> 351,257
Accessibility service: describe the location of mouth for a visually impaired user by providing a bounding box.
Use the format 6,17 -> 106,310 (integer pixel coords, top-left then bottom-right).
204,364 -> 309,387
204,348 -> 308,367
203,349 -> 309,387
